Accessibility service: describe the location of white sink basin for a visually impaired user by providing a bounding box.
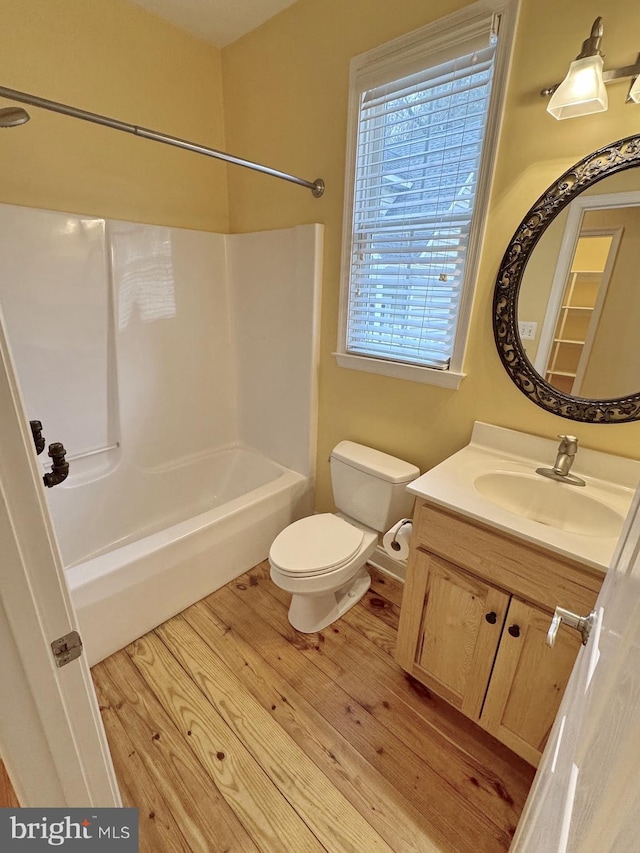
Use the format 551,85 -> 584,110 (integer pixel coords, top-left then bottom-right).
473,471 -> 625,538
408,422 -> 640,571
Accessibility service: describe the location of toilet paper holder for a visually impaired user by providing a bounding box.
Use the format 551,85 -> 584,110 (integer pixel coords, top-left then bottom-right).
390,518 -> 412,551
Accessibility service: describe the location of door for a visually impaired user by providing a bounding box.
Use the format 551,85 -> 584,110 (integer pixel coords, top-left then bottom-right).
414,552 -> 509,717
480,597 -> 581,766
0,307 -> 120,806
511,487 -> 640,851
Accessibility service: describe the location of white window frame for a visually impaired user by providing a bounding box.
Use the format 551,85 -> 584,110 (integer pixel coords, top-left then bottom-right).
335,0 -> 518,388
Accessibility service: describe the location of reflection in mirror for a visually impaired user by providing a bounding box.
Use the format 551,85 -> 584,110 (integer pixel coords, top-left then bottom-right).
493,134 -> 640,423
517,176 -> 640,401
542,231 -> 616,395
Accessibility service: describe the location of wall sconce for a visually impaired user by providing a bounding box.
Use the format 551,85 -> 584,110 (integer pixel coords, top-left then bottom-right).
541,17 -> 640,120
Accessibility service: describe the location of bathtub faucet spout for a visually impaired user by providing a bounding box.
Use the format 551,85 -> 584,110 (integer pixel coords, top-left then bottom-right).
43,442 -> 69,488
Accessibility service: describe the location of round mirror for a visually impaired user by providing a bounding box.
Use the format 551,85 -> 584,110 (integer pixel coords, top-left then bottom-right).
494,134 -> 640,423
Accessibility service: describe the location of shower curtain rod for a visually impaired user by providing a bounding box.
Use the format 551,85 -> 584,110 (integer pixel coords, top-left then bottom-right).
0,85 -> 325,197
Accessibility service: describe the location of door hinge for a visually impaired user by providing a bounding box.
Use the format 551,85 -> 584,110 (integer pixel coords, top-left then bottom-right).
51,630 -> 83,667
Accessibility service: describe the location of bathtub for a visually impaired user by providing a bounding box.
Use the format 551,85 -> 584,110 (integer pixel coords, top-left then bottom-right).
62,447 -> 308,666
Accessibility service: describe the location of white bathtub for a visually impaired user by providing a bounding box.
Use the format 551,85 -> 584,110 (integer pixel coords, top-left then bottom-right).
63,447 -> 308,665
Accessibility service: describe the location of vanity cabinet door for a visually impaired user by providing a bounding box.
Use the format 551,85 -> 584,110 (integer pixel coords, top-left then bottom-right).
480,597 -> 581,766
407,551 -> 510,719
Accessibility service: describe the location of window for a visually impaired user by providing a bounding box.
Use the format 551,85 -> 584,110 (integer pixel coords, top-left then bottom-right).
336,2 -> 515,388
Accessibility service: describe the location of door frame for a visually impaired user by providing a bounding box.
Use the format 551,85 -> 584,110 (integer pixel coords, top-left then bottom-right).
0,309 -> 120,807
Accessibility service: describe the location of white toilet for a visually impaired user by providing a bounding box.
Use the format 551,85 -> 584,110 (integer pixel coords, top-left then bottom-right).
269,441 -> 419,633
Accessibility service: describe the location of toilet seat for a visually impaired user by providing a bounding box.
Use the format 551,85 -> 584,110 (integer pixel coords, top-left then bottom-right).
269,513 -> 364,577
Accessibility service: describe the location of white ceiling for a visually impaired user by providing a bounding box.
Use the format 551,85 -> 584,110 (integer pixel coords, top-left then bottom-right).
131,0 -> 299,48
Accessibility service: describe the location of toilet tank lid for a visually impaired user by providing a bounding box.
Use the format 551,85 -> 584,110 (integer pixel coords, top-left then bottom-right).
331,441 -> 420,484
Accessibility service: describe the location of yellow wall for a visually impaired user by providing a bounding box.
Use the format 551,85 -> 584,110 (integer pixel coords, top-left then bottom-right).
222,0 -> 640,511
3,0 -> 639,515
580,207 -> 640,398
0,0 -> 228,231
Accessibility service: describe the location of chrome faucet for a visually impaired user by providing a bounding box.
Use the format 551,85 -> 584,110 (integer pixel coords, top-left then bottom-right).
536,435 -> 586,487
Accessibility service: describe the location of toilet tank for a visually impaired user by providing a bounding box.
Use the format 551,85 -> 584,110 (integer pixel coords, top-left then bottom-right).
330,441 -> 420,532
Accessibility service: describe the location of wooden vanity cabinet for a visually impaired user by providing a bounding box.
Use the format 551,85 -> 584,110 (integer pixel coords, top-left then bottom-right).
396,501 -> 602,766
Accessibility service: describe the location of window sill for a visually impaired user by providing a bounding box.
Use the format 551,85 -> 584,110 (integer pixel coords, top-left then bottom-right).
334,352 -> 465,389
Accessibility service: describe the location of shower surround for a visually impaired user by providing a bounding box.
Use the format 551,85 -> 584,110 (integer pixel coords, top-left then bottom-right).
0,204 -> 322,664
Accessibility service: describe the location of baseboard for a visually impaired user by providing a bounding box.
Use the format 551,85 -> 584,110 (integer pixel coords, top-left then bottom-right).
367,545 -> 407,583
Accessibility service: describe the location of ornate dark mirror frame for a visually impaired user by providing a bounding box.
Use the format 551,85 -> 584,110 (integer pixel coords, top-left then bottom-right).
493,134 -> 640,423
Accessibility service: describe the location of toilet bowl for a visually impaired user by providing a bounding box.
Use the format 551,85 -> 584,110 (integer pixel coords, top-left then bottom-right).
269,513 -> 378,633
269,441 -> 419,633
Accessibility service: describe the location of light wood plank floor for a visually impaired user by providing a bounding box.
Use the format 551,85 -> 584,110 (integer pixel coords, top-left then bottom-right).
0,759 -> 19,807
92,562 -> 535,852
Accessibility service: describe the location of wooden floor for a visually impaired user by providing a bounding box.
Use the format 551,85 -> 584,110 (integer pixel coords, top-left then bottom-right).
0,759 -> 19,807
92,562 -> 535,852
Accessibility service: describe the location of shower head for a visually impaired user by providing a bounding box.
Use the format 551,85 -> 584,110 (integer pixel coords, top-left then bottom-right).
0,106 -> 30,127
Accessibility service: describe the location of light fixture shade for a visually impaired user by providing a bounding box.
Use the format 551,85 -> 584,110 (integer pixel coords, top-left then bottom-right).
547,55 -> 608,120
629,76 -> 640,104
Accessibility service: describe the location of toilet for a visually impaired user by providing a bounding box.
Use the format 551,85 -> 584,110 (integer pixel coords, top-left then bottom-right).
269,441 -> 419,633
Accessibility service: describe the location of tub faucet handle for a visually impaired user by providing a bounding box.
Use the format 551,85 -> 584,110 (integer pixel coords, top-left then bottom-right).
30,419 -> 46,455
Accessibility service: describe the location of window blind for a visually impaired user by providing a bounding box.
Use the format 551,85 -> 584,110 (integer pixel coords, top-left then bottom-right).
346,39 -> 497,369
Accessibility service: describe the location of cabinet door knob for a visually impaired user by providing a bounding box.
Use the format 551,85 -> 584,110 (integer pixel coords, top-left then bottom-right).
485,611 -> 497,624
508,624 -> 521,638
